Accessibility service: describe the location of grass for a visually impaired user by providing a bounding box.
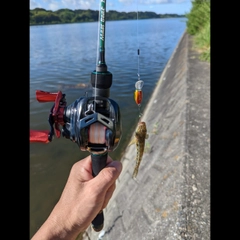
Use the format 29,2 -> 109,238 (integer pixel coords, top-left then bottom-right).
194,21 -> 210,61
186,0 -> 210,63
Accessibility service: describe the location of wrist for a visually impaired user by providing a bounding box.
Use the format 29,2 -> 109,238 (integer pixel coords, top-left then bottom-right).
32,205 -> 81,240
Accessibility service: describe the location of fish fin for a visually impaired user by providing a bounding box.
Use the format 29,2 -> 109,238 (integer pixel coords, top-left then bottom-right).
128,138 -> 136,146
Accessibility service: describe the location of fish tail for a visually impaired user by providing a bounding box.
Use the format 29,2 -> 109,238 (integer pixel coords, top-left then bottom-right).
132,167 -> 138,179
132,155 -> 141,178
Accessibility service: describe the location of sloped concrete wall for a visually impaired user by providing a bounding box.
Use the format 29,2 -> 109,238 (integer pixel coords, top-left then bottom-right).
85,31 -> 210,240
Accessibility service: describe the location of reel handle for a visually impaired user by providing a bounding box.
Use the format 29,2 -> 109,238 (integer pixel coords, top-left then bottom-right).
91,152 -> 108,231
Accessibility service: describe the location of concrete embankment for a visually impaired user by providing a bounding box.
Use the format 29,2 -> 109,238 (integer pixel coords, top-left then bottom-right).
86,31 -> 210,240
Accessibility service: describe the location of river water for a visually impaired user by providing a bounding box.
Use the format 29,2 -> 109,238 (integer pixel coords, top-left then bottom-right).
30,18 -> 186,237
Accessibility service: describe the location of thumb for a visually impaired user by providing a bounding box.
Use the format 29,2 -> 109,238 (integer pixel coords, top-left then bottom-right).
91,160 -> 122,194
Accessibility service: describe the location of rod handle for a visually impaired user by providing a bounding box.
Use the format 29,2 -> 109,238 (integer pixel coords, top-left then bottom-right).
91,152 -> 107,177
91,152 -> 107,231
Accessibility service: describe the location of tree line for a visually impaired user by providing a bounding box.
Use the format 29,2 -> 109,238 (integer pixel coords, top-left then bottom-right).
30,8 -> 185,25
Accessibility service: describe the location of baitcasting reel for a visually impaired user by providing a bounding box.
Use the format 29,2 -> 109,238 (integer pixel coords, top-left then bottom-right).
34,90 -> 122,156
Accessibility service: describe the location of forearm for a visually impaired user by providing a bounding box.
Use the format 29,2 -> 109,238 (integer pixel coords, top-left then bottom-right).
31,205 -> 81,240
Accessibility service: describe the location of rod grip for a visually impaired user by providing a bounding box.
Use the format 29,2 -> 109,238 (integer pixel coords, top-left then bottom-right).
91,210 -> 104,232
91,152 -> 107,177
91,152 -> 107,231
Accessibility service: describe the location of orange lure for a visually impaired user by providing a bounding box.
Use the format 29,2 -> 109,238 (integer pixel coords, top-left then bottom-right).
134,80 -> 144,105
134,89 -> 142,105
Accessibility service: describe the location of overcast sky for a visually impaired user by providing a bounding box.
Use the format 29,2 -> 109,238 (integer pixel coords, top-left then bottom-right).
30,0 -> 192,15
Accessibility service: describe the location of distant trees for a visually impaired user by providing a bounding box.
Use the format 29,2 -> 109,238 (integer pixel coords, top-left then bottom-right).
55,9 -> 75,23
30,8 -> 61,25
30,8 -> 185,25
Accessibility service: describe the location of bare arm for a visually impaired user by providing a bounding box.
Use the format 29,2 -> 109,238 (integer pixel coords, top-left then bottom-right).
31,155 -> 122,240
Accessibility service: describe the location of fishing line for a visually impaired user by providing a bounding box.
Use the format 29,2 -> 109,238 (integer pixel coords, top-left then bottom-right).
136,0 -> 140,82
134,0 -> 144,119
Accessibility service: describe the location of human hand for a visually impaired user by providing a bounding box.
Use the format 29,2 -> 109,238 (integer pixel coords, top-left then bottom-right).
31,155 -> 122,240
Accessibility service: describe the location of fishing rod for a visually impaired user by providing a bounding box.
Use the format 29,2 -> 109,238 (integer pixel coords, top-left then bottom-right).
30,0 -> 122,232
87,0 -> 122,231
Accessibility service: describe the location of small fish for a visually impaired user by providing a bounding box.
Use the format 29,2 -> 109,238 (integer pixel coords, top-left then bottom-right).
128,121 -> 148,178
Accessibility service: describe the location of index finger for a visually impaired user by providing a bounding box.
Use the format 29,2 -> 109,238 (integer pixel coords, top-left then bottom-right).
72,155 -> 114,180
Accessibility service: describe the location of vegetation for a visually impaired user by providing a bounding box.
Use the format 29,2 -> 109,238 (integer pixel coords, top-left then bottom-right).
186,0 -> 210,62
30,8 -> 185,25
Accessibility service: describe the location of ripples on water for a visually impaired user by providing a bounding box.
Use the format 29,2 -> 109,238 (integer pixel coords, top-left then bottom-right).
30,18 -> 186,237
